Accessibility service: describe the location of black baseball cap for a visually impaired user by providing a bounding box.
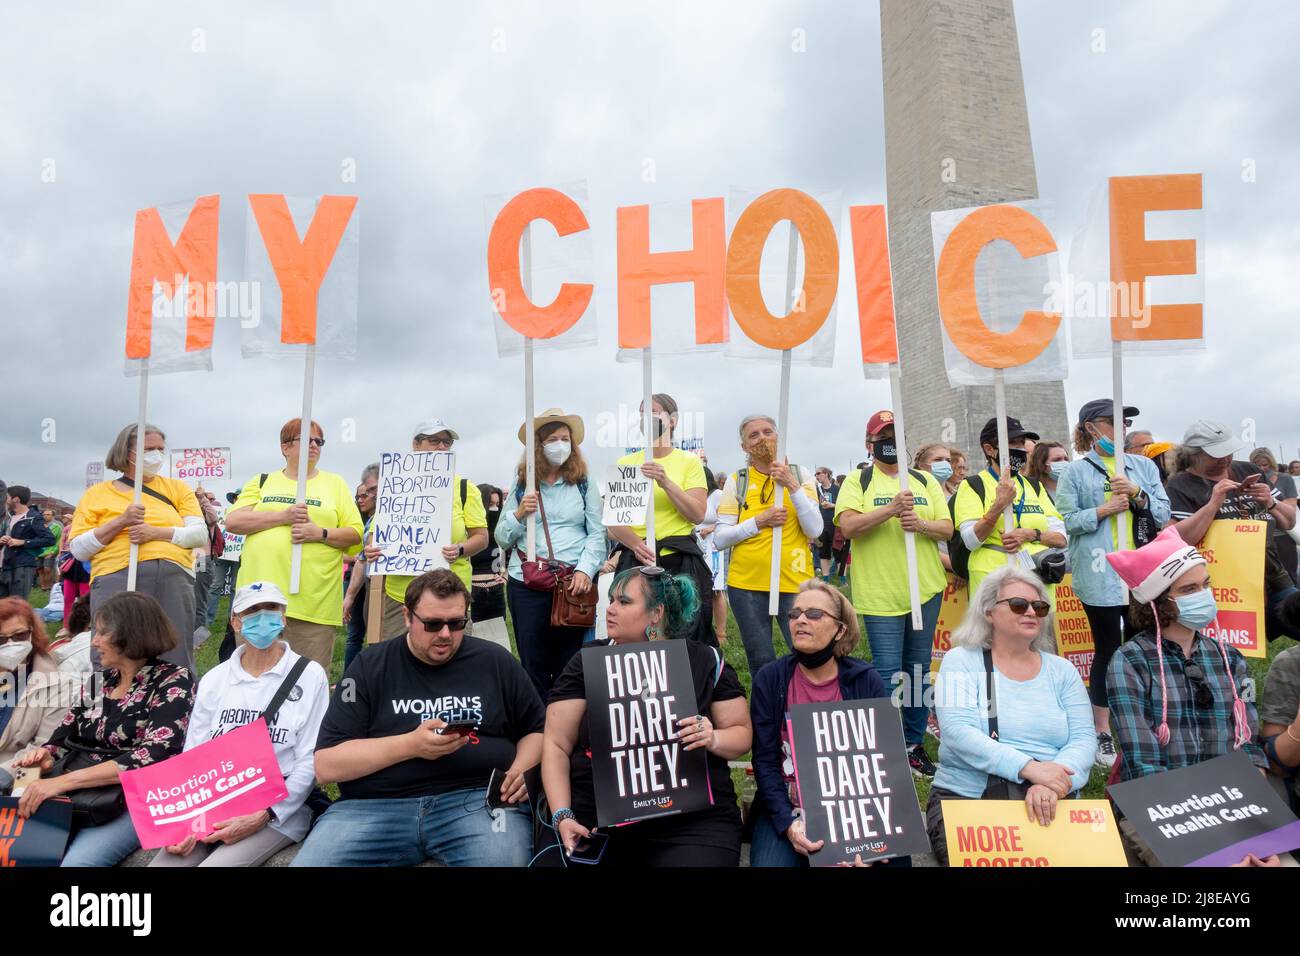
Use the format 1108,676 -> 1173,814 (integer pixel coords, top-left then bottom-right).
1077,399 -> 1139,428
979,417 -> 1039,449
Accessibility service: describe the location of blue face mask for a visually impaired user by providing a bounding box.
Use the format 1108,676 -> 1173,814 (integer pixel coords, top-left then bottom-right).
930,461 -> 953,483
1096,435 -> 1115,456
1049,461 -> 1069,482
1174,589 -> 1218,631
241,610 -> 285,649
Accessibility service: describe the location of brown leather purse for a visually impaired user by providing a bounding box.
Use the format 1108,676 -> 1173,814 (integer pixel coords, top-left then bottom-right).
528,492 -> 597,629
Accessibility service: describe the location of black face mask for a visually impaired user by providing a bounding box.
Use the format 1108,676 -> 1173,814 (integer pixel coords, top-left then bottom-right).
873,440 -> 898,465
795,635 -> 838,669
991,448 -> 1028,474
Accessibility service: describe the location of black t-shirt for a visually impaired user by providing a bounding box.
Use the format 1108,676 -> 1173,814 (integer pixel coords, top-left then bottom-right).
316,634 -> 545,800
548,639 -> 745,847
1166,461 -> 1291,593
471,507 -> 503,577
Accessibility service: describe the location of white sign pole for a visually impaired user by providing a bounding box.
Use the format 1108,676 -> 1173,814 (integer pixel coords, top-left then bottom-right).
889,363 -> 924,629
643,347 -> 657,558
993,368 -> 1015,567
768,221 -> 800,616
288,344 -> 316,594
126,369 -> 149,591
522,225 -> 537,563
1112,339 -> 1130,598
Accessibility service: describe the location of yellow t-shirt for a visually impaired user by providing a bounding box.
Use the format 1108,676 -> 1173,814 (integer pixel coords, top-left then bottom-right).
70,477 -> 201,579
834,467 -> 949,615
1097,455 -> 1136,552
951,470 -> 1062,594
384,475 -> 486,604
717,466 -> 818,593
232,469 -> 364,626
615,449 -> 707,554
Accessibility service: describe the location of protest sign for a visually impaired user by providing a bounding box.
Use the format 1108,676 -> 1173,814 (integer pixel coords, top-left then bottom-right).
931,574 -> 968,673
0,796 -> 73,867
941,799 -> 1127,867
86,461 -> 104,488
788,699 -> 930,866
1053,574 -> 1096,686
1199,520 -> 1267,659
602,464 -> 651,527
220,528 -> 245,562
120,719 -> 289,850
582,640 -> 711,826
1107,750 -> 1300,867
170,446 -> 231,484
370,450 -> 456,577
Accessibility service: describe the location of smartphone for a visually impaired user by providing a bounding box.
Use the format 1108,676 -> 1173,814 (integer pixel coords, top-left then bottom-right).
568,832 -> 609,865
486,767 -> 511,809
11,765 -> 40,797
438,719 -> 478,737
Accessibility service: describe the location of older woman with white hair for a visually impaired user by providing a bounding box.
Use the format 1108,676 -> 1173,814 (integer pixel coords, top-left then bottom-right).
926,566 -> 1095,865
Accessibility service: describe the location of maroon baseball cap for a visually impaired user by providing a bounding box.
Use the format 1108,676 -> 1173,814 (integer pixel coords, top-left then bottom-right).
866,410 -> 895,439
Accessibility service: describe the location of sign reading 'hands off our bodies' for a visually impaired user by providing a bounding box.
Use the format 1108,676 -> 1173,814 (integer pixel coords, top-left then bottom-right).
371,451 -> 455,576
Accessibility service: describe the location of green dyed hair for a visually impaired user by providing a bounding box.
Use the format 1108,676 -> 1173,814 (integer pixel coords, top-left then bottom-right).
609,568 -> 700,639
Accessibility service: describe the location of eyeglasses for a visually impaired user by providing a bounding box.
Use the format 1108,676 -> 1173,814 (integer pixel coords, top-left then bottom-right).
1183,660 -> 1214,709
411,612 -> 468,634
995,597 -> 1051,618
415,435 -> 454,448
356,490 -> 375,499
787,607 -> 841,623
288,436 -> 326,448
0,628 -> 32,643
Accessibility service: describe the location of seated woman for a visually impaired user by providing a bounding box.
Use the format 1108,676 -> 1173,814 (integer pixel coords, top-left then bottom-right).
152,581 -> 328,867
1105,526 -> 1271,866
0,598 -> 83,769
542,567 -> 752,866
12,592 -> 195,867
750,578 -> 907,867
928,566 -> 1094,865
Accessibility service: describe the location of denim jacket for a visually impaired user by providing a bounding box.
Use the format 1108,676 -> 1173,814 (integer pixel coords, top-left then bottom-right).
1055,451 -> 1170,606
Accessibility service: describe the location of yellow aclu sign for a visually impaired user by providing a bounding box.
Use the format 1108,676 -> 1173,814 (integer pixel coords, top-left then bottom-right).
942,799 -> 1127,867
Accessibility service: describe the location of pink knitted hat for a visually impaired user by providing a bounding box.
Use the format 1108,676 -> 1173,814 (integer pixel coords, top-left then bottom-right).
1104,525 -> 1205,603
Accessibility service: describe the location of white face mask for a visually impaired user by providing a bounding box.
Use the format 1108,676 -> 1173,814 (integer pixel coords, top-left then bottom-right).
0,640 -> 32,672
141,449 -> 166,477
543,440 -> 572,467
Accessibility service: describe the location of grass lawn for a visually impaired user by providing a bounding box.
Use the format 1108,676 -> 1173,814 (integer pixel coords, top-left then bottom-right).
33,580 -> 1296,817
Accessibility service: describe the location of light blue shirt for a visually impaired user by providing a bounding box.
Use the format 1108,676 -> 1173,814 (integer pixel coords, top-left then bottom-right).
494,477 -> 606,581
1054,451 -> 1170,607
933,646 -> 1095,798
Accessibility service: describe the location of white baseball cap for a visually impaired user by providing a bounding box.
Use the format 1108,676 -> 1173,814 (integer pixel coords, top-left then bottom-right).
231,581 -> 289,615
1182,419 -> 1245,459
413,418 -> 460,441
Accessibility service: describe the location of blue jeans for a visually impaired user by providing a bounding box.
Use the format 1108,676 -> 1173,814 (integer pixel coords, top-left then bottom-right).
61,813 -> 141,867
205,559 -> 239,627
343,568 -> 367,672
749,810 -> 804,867
728,586 -> 794,677
290,790 -> 532,867
861,592 -> 942,748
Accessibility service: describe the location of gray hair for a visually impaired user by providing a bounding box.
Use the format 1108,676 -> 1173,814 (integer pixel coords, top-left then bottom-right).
360,462 -> 380,483
105,423 -> 165,473
738,414 -> 777,442
950,565 -> 1055,653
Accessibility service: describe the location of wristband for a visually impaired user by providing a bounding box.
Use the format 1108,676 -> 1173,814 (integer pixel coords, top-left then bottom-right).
551,807 -> 576,829
321,528 -> 328,541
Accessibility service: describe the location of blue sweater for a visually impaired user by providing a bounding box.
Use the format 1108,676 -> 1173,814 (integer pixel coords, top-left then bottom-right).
750,655 -> 887,837
933,646 -> 1094,798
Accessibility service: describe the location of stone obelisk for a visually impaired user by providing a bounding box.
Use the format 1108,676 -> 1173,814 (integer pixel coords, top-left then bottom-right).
880,0 -> 1069,458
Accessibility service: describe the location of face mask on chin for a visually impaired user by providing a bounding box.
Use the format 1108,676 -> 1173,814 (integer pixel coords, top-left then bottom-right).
794,633 -> 838,669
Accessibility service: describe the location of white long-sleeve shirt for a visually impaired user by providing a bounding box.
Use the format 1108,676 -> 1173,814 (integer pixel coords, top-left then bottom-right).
183,642 -> 329,842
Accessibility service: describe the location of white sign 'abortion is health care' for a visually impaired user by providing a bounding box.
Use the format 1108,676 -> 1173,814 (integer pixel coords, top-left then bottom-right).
372,451 -> 455,576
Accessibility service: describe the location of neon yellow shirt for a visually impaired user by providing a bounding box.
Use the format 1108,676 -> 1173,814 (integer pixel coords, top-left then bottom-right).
952,470 -> 1062,595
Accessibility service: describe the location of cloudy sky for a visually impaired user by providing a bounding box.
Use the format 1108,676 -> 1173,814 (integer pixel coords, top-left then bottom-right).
4,0 -> 1297,506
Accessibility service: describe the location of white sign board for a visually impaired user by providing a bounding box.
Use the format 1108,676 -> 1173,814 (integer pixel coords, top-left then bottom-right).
170,447 -> 232,485
86,462 -> 104,488
220,528 -> 245,562
371,450 -> 455,576
602,464 -> 652,527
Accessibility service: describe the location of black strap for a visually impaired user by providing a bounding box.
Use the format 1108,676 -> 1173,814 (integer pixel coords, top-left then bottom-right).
982,648 -> 999,741
118,477 -> 180,513
261,655 -> 311,726
460,478 -> 467,509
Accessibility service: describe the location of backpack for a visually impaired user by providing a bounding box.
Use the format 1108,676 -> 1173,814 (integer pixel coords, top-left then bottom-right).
732,464 -> 810,517
947,471 -> 1042,581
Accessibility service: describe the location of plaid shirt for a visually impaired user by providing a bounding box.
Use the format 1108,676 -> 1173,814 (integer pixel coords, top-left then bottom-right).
1108,630 -> 1267,781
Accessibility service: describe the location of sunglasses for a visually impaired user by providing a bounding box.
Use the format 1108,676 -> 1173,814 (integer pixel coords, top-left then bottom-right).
288,436 -> 326,448
635,566 -> 665,577
1183,660 -> 1214,709
0,628 -> 32,643
787,607 -> 841,623
995,597 -> 1051,618
411,612 -> 468,634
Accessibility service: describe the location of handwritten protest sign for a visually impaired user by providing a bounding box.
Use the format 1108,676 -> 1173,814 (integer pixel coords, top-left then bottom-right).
1200,521 -> 1267,659
170,447 -> 231,484
941,799 -> 1126,867
931,574 -> 968,673
0,797 -> 73,867
119,719 -> 288,849
220,528 -> 245,562
370,450 -> 455,577
1053,575 -> 1096,687
582,641 -> 710,826
1107,750 -> 1300,867
788,699 -> 929,866
602,464 -> 651,527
